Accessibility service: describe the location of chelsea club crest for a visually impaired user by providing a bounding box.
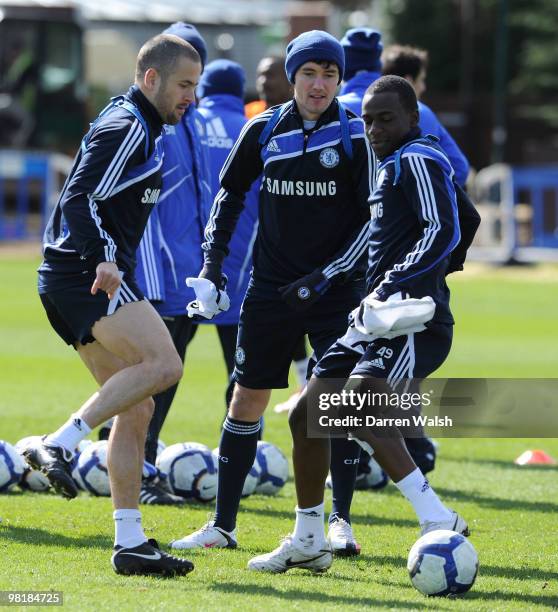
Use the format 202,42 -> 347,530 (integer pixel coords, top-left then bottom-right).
319,147 -> 340,168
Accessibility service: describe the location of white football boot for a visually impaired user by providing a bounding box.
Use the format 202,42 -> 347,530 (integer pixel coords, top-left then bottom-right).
420,510 -> 469,537
327,518 -> 361,556
248,536 -> 333,573
170,521 -> 237,550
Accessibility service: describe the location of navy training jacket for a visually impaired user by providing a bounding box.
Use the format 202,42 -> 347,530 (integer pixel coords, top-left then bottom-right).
39,86 -> 164,293
203,98 -> 375,289
367,129 -> 461,324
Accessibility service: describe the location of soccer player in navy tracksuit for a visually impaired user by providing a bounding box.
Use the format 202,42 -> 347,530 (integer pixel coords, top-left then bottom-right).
131,23 -> 214,505
248,75 -> 471,573
339,27 -> 445,478
171,31 -> 375,556
26,35 -> 199,576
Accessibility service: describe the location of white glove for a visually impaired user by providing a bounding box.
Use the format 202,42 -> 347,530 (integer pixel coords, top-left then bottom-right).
354,292 -> 435,337
185,277 -> 230,320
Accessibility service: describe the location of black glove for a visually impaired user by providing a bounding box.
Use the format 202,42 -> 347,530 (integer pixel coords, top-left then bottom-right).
278,269 -> 331,312
199,263 -> 224,289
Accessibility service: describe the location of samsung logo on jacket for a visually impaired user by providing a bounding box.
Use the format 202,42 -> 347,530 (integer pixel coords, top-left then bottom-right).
265,178 -> 336,196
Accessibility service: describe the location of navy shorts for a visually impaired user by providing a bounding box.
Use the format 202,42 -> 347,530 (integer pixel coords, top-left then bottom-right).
232,282 -> 363,389
313,322 -> 453,383
39,274 -> 144,347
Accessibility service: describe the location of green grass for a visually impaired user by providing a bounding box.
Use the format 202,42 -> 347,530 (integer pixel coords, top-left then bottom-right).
1,257 -> 557,611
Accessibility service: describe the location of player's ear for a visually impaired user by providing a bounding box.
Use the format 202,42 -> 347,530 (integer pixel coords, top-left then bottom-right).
410,108 -> 419,129
144,67 -> 160,92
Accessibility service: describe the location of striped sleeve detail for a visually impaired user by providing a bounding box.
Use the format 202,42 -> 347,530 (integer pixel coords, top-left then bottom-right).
218,110 -> 274,182
204,186 -> 227,246
88,197 -> 117,262
137,217 -> 162,300
322,220 -> 370,280
376,154 -> 456,291
92,119 -> 144,200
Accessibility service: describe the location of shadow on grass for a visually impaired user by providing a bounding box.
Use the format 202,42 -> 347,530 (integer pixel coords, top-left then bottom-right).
210,581 -> 422,609
0,525 -> 112,549
435,486 -> 558,514
242,506 -> 416,529
361,553 -> 558,583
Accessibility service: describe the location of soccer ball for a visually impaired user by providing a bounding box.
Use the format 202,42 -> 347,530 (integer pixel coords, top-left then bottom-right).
157,442 -> 217,502
356,455 -> 389,490
71,439 -> 93,491
157,439 -> 166,457
254,441 -> 289,495
0,440 -> 26,492
76,440 -> 111,496
212,447 -> 261,497
14,436 -> 50,492
407,530 -> 479,596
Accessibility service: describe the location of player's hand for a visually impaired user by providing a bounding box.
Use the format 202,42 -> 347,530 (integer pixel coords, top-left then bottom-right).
278,270 -> 331,312
91,262 -> 121,299
185,276 -> 230,320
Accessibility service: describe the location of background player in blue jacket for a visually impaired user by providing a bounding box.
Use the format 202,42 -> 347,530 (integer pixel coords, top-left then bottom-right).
196,59 -> 259,373
337,27 -> 383,116
382,43 -> 470,186
26,34 -> 199,577
248,75 -> 469,574
171,30 -> 375,558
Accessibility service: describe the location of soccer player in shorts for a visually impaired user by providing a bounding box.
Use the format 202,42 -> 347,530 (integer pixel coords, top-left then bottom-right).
171,31 -> 375,554
248,75 -> 469,573
24,34 -> 200,577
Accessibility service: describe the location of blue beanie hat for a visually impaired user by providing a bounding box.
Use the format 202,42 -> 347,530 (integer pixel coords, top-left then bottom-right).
340,28 -> 383,81
163,22 -> 207,67
285,30 -> 344,84
198,60 -> 246,99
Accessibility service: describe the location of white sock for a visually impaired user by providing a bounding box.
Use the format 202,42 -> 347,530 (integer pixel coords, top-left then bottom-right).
45,413 -> 92,454
294,358 -> 310,388
292,503 -> 326,552
114,509 -> 146,548
395,468 -> 452,525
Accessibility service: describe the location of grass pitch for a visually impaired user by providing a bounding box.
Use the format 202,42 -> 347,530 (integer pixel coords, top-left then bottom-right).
0,256 -> 557,611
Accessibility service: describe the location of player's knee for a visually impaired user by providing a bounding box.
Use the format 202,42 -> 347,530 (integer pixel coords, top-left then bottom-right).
288,393 -> 307,437
229,385 -> 268,420
152,352 -> 183,391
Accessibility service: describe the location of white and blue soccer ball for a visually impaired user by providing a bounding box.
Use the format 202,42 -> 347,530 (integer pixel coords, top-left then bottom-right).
76,440 -> 111,496
157,439 -> 166,458
157,442 -> 217,502
71,439 -> 93,491
0,440 -> 26,492
14,436 -> 50,492
254,441 -> 289,495
212,447 -> 261,497
407,530 -> 479,596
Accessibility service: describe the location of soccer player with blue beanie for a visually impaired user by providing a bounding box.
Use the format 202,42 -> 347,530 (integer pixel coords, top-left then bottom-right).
171,30 -> 375,560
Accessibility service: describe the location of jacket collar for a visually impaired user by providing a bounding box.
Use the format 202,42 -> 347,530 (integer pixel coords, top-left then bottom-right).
127,85 -> 164,132
290,97 -> 341,130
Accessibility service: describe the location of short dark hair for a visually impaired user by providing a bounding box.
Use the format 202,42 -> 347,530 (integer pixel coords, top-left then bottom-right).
365,75 -> 418,113
381,45 -> 428,80
135,34 -> 200,83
